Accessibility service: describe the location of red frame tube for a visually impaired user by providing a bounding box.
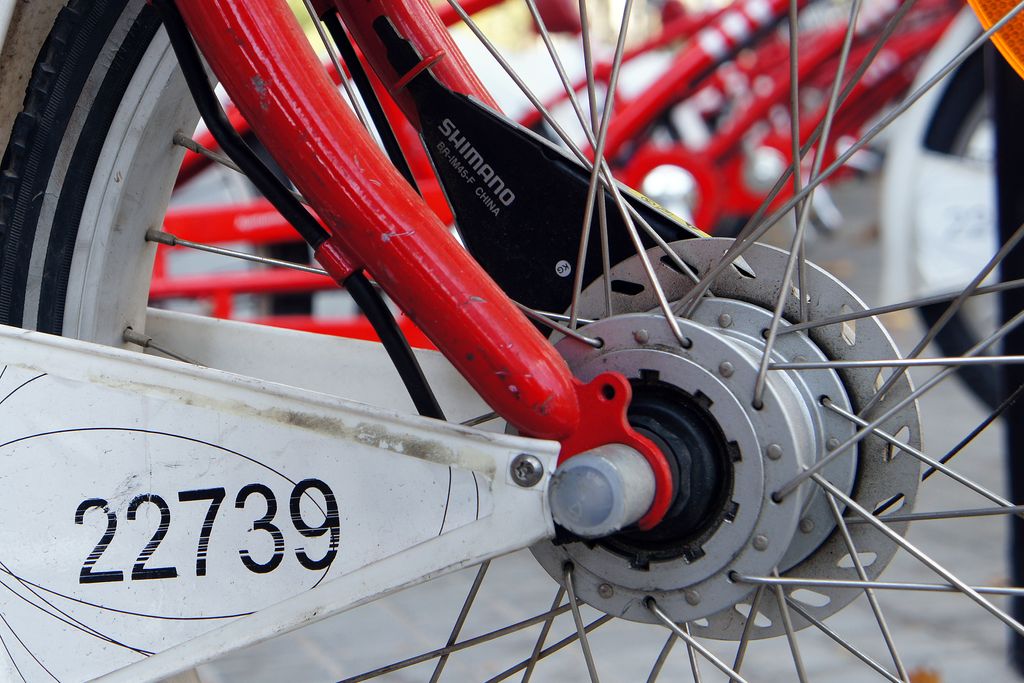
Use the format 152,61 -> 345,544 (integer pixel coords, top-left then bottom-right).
331,0 -> 498,126
176,0 -> 505,184
173,0 -> 673,528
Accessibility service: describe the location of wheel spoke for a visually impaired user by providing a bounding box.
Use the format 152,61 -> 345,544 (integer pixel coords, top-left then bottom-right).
823,398 -> 1015,510
146,229 -> 327,275
575,0 -> 614,317
149,226 -> 602,348
872,382 -> 1024,516
646,633 -> 676,683
521,587 -> 566,683
872,382 -> 1024,517
485,615 -> 613,683
778,278 -> 1024,336
605,197 -> 694,346
122,328 -> 198,365
771,355 -> 1024,370
577,0 -> 599,135
789,0 -> 809,326
514,302 -> 603,347
682,623 -> 704,683
783,597 -> 903,683
461,412 -> 500,427
772,567 -> 810,683
446,1 -> 585,155
775,309 -> 1024,500
510,310 -> 595,326
735,575 -> 1024,597
298,0 -> 373,132
729,584 -> 765,683
598,200 -> 613,317
811,474 -> 1024,636
861,221 -> 1024,413
172,133 -> 311,206
921,382 -> 1024,481
675,0 -> 921,317
575,75 -> 700,343
522,0 -> 596,139
846,504 -> 1024,525
173,131 -> 242,173
563,564 -> 601,682
446,0 -> 702,338
429,561 -> 490,682
624,204 -> 703,287
516,0 -> 609,330
754,0 -> 864,408
340,601 -> 575,681
676,0 -> 1024,317
533,0 -> 632,329
645,598 -> 750,683
824,493 -> 908,681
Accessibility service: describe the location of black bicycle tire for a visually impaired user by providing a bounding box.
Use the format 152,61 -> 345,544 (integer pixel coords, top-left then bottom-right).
0,0 -> 161,333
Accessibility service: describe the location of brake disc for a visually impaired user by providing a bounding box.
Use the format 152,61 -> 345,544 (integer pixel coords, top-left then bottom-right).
532,238 -> 921,639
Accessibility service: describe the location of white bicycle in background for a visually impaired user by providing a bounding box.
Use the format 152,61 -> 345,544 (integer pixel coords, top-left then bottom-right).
881,7 -> 1003,410
0,0 -> 1022,681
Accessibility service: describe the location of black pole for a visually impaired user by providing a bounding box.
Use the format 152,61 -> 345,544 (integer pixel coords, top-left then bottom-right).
993,43 -> 1024,674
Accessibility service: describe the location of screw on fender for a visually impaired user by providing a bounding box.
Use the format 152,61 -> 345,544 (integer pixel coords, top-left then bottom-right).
510,453 -> 544,487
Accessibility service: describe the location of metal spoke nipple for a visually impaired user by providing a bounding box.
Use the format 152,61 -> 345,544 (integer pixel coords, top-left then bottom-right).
123,327 -> 198,365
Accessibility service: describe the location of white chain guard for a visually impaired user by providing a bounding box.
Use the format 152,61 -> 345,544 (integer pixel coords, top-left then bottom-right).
0,321 -> 556,682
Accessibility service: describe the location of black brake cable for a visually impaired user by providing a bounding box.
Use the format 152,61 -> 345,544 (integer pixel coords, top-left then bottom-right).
155,0 -> 446,420
322,11 -> 420,192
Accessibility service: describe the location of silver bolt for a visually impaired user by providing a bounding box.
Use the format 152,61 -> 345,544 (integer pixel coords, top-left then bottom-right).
685,589 -> 701,605
826,437 -> 841,451
718,313 -> 733,328
752,534 -> 769,551
598,583 -> 615,599
718,361 -> 734,378
633,329 -> 650,344
766,444 -> 783,461
510,454 -> 544,487
799,517 -> 815,533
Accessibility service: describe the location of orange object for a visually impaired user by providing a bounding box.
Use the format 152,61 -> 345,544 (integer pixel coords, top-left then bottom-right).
969,0 -> 1024,78
908,667 -> 943,683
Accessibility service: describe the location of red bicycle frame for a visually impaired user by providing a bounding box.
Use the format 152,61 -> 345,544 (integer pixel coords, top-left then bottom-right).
619,14 -> 953,223
171,0 -> 674,528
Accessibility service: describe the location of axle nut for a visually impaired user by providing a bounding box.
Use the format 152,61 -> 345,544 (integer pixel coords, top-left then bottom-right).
549,445 -> 656,538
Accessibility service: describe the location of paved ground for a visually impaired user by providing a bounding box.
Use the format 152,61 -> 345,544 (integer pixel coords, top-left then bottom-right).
193,179 -> 1022,682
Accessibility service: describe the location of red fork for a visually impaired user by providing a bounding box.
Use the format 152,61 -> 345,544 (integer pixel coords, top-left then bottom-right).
171,0 -> 673,529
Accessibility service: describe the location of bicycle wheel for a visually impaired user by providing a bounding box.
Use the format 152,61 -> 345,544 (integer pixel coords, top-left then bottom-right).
1,0 -> 1023,681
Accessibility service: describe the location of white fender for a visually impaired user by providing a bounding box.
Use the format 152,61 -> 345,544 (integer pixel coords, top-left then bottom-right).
879,9 -> 991,305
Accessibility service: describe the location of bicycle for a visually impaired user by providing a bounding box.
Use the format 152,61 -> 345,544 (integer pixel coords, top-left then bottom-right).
880,8 -> 1003,409
0,0 -> 1023,680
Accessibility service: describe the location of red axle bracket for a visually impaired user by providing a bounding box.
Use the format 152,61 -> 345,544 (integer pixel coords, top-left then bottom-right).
561,373 -> 674,531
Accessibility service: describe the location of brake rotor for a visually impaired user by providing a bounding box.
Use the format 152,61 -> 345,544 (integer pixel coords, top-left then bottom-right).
532,238 -> 921,639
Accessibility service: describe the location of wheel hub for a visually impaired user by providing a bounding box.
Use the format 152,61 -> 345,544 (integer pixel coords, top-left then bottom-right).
609,377 -> 735,565
532,238 -> 923,639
